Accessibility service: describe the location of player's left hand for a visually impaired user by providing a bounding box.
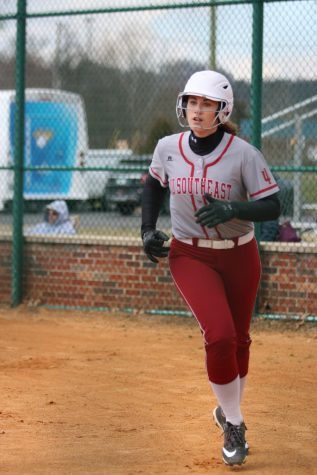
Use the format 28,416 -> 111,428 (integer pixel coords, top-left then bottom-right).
195,194 -> 236,228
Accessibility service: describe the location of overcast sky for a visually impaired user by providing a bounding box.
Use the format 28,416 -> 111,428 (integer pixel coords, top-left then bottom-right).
0,0 -> 316,80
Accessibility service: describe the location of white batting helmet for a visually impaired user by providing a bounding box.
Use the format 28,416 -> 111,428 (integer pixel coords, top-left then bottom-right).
176,70 -> 234,127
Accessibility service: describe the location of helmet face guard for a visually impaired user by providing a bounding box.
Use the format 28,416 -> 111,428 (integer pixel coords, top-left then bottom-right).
176,94 -> 229,130
176,71 -> 234,129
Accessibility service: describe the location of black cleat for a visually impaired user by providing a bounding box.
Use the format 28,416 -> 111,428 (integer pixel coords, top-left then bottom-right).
213,406 -> 249,454
222,421 -> 248,466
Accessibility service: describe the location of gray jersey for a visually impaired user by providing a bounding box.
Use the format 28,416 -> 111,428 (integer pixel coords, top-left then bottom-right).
149,131 -> 279,240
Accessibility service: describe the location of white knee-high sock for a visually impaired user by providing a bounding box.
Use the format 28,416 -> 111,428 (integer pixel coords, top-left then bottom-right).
211,376 -> 243,425
239,376 -> 246,404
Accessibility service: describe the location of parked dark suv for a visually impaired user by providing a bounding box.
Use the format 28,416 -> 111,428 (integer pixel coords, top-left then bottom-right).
103,155 -> 151,215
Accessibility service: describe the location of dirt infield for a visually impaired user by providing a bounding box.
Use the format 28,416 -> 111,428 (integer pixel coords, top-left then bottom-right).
0,305 -> 316,475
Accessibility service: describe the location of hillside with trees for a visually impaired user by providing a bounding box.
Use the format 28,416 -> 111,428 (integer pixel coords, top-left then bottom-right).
0,52 -> 316,152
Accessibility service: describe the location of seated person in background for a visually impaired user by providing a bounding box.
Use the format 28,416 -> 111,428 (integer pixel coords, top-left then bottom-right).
260,219 -> 279,241
27,200 -> 76,235
260,218 -> 302,242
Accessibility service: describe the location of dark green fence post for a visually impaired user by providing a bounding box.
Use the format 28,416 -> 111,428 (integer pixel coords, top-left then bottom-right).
251,0 -> 264,158
251,0 -> 264,314
251,0 -> 264,245
11,0 -> 27,306
209,1 -> 217,70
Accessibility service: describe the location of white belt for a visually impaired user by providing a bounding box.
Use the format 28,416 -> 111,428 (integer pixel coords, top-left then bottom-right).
177,230 -> 254,249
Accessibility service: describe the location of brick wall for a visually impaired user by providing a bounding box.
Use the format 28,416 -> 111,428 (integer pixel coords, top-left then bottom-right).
22,236 -> 185,310
1,235 -> 316,316
0,237 -> 11,305
258,242 -> 317,315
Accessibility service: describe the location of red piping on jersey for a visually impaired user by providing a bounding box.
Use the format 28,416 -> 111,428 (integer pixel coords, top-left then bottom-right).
178,132 -> 234,240
150,167 -> 168,187
178,132 -> 197,209
178,132 -> 195,168
203,134 -> 234,178
202,134 -> 234,238
250,183 -> 278,197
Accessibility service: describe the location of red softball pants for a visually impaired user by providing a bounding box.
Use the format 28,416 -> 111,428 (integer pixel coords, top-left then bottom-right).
169,237 -> 261,384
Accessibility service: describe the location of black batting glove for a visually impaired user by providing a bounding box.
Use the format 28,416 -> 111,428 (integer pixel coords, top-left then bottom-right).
195,194 -> 237,228
142,229 -> 170,263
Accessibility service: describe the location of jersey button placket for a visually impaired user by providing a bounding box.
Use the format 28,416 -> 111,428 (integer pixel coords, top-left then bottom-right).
195,165 -> 203,204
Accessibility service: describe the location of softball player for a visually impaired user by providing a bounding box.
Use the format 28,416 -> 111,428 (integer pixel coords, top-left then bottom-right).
141,70 -> 280,466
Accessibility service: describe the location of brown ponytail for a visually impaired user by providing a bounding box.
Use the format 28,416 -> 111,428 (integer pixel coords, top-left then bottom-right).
219,120 -> 239,136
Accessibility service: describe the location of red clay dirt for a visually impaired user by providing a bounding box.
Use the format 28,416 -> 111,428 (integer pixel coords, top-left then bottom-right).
0,305 -> 316,475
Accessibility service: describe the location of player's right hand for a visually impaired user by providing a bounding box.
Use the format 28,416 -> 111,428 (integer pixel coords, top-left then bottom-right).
142,229 -> 170,264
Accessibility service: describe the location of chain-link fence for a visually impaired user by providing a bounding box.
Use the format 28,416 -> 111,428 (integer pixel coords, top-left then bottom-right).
0,0 -> 316,307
